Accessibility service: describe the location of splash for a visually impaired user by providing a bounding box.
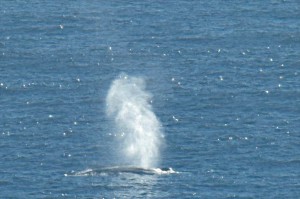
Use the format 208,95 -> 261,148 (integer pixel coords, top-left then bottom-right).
106,74 -> 163,168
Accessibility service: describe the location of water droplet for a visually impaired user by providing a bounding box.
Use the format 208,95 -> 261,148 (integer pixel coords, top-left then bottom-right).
172,115 -> 179,122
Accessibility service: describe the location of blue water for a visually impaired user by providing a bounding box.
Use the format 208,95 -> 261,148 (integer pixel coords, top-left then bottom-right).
1,1 -> 299,198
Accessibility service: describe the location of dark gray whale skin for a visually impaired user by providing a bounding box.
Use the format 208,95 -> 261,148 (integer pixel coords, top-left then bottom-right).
74,166 -> 175,176
94,166 -> 171,175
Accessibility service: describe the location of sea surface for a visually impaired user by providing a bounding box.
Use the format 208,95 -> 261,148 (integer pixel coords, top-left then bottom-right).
1,1 -> 300,198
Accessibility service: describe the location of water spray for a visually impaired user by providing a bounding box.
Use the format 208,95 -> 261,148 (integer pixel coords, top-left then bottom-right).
106,74 -> 163,168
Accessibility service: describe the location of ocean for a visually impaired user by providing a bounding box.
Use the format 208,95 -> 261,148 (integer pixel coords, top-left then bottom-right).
1,1 -> 299,198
